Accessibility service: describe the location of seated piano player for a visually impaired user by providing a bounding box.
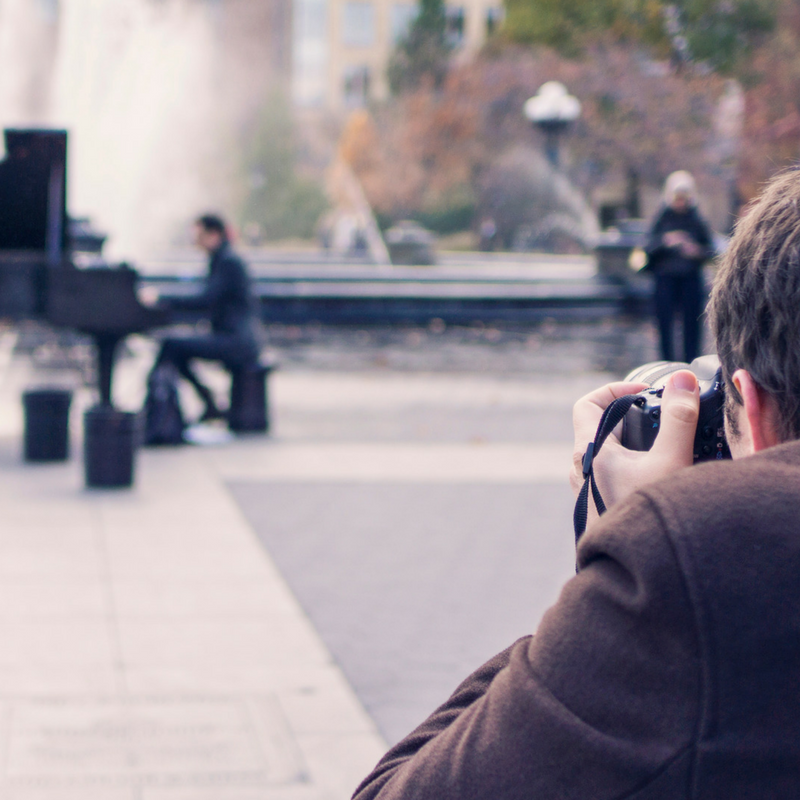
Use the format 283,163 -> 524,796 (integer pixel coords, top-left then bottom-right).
151,214 -> 260,422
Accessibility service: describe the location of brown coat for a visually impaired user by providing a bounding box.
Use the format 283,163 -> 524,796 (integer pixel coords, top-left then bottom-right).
353,440 -> 800,799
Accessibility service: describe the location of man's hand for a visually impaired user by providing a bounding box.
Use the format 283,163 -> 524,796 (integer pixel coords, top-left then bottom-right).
571,371 -> 700,525
662,230 -> 704,259
679,240 -> 704,259
137,286 -> 160,307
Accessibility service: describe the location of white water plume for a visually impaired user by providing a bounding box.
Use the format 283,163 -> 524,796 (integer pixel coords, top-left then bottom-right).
0,0 -> 58,126
0,0 -> 262,260
50,0 -> 225,259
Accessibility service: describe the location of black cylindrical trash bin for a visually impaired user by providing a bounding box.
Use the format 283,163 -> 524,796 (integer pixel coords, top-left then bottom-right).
229,364 -> 272,433
22,389 -> 73,462
83,405 -> 139,488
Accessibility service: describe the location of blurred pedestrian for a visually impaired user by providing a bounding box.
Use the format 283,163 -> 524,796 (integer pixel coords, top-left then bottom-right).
151,213 -> 260,422
644,171 -> 713,363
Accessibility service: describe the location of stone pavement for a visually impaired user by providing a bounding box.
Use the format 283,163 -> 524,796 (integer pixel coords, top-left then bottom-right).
0,335 -> 385,800
0,319 -> 664,798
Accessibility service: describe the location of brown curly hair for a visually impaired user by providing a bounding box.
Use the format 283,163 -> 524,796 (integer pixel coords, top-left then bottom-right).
709,168 -> 800,442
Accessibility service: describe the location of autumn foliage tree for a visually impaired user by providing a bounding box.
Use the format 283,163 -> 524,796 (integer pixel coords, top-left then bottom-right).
350,44 -> 728,241
503,0 -> 775,73
738,0 -> 800,198
387,0 -> 451,93
501,0 -> 795,203
350,0 -> 799,245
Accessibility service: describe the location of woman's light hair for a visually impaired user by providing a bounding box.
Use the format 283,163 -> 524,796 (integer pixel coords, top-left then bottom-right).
663,170 -> 697,206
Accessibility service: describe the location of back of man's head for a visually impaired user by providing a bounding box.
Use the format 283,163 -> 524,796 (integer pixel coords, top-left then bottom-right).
195,213 -> 228,240
710,169 -> 800,442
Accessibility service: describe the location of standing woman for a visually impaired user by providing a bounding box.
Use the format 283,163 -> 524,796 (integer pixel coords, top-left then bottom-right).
644,171 -> 713,363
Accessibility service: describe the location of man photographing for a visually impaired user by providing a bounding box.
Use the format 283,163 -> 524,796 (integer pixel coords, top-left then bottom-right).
352,169 -> 800,799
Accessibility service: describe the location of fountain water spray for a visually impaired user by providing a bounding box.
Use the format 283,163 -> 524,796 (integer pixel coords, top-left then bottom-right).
0,0 -> 280,260
50,0 -> 227,259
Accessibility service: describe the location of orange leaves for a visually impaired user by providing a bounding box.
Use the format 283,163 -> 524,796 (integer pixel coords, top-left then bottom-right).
346,42 -> 735,224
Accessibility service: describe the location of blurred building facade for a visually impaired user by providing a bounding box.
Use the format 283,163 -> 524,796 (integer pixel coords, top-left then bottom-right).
216,0 -> 293,88
293,0 -> 502,109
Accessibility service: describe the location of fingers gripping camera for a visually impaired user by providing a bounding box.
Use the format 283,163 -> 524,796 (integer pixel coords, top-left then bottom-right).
622,355 -> 731,462
574,355 -> 732,541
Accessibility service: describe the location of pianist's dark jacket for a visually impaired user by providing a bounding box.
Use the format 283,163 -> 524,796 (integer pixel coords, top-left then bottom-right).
167,241 -> 257,339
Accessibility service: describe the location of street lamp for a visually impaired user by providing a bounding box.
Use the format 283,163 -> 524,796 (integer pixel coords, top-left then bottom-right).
523,81 -> 581,168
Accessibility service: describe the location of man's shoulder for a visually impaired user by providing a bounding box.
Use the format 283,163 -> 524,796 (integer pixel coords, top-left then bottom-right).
212,245 -> 251,281
583,441 -> 800,570
577,441 -> 800,640
216,243 -> 246,266
648,439 -> 800,510
635,439 -> 800,571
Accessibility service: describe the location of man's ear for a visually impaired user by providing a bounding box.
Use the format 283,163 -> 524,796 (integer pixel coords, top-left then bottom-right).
732,369 -> 782,452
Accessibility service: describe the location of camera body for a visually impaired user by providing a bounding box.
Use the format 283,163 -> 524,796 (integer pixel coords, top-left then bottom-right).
622,355 -> 731,462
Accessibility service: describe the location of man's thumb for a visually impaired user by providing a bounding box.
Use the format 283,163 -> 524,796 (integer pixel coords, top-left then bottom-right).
651,370 -> 700,465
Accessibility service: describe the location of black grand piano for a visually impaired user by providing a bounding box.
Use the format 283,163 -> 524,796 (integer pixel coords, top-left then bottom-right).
0,128 -> 168,406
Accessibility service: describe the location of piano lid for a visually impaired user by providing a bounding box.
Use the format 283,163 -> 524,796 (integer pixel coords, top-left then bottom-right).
0,129 -> 68,259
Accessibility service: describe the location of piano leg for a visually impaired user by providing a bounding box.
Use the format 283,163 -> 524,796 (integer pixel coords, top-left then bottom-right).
95,334 -> 122,406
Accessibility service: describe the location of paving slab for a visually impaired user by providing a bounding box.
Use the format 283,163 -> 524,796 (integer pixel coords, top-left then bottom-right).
0,349 -> 386,799
229,480 -> 576,744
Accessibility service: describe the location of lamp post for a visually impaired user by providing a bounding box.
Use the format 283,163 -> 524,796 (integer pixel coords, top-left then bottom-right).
523,81 -> 581,169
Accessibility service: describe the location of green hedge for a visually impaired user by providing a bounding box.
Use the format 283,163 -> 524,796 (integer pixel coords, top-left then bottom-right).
377,200 -> 476,235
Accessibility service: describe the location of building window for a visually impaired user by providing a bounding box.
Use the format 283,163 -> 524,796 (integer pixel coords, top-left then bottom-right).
342,2 -> 375,47
299,0 -> 328,39
445,6 -> 465,47
391,3 -> 418,43
293,0 -> 329,106
343,65 -> 371,106
485,6 -> 503,36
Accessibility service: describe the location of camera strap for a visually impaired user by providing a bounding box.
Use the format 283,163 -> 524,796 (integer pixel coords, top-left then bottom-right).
573,394 -> 640,545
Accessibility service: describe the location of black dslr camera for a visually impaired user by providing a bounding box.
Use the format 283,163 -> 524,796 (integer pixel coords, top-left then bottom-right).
622,355 -> 731,462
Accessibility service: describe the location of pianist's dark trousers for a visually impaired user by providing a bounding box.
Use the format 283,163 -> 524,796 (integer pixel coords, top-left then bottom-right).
154,334 -> 259,419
